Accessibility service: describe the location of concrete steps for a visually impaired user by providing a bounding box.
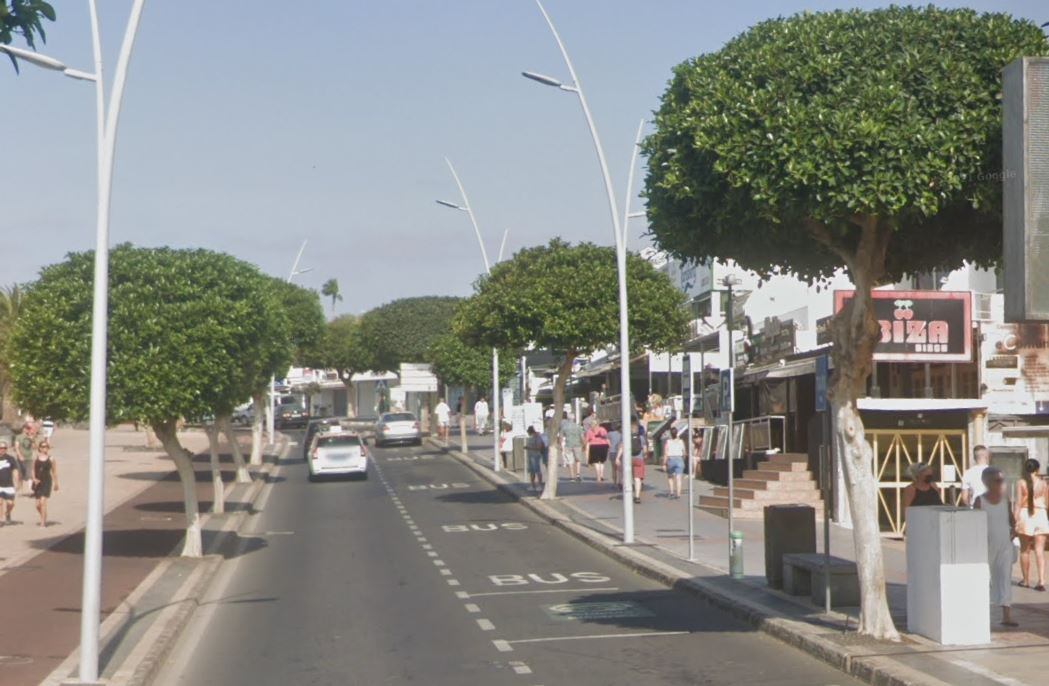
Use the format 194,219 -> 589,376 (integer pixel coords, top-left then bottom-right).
699,453 -> 824,520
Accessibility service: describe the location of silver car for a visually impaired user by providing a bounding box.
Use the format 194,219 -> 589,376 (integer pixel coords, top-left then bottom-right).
308,428 -> 368,481
374,412 -> 422,447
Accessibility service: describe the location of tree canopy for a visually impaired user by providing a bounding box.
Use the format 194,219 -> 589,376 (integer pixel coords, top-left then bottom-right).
9,245 -> 285,424
357,296 -> 461,372
319,314 -> 370,380
643,6 -> 1049,284
270,279 -> 326,369
1,1 -> 55,57
428,332 -> 516,390
455,239 -> 687,358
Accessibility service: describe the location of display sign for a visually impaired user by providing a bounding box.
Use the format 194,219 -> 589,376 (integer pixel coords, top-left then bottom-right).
981,322 -> 1049,415
833,290 -> 972,362
748,317 -> 797,365
398,362 -> 438,392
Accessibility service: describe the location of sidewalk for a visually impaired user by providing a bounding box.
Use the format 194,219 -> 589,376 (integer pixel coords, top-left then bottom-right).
0,425 -> 256,686
450,433 -> 1049,686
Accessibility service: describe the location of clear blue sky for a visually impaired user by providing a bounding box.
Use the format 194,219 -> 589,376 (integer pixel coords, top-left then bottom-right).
2,0 -> 1044,315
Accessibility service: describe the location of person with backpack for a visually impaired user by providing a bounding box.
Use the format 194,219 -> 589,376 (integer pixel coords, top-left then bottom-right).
616,417 -> 647,504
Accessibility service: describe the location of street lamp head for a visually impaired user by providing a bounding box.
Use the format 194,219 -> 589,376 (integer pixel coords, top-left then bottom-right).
435,199 -> 467,211
522,70 -> 564,88
0,44 -> 66,71
63,68 -> 98,82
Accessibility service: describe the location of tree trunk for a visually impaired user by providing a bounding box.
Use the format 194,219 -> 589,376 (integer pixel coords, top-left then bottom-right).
250,391 -> 265,466
205,423 -> 225,514
341,376 -> 357,417
154,419 -> 203,558
828,218 -> 899,641
0,377 -> 19,424
540,354 -> 575,500
219,415 -> 252,483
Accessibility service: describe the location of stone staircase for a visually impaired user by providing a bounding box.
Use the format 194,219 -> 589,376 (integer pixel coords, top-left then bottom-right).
697,453 -> 824,519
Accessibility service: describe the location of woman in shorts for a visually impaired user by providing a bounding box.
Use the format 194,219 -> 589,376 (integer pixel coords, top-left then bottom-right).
1016,458 -> 1049,590
584,422 -> 610,483
662,427 -> 686,499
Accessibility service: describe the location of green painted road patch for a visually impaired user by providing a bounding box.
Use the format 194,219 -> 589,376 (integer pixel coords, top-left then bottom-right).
543,601 -> 654,621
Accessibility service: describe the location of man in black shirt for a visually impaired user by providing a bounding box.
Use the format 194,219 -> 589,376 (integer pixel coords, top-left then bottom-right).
0,441 -> 21,524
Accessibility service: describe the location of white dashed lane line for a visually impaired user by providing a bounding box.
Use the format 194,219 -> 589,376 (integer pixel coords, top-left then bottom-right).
375,454 -> 539,679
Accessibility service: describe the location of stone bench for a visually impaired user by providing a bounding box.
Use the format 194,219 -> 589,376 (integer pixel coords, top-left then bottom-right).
782,552 -> 860,607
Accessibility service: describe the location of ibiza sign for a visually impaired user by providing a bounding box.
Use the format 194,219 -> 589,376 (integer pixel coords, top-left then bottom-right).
833,290 -> 972,362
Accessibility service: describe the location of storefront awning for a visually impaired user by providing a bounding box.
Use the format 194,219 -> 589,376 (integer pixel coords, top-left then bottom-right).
856,398 -> 988,412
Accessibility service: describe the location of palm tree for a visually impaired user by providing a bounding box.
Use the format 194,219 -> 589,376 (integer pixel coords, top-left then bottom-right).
0,284 -> 23,423
321,278 -> 343,315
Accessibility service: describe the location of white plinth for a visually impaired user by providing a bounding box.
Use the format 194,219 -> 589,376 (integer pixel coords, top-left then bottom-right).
906,506 -> 990,645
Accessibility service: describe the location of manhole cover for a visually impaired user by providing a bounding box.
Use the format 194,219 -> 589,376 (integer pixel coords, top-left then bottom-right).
543,601 -> 654,621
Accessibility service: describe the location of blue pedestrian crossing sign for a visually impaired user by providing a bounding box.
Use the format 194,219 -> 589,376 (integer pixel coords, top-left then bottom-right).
718,368 -> 734,414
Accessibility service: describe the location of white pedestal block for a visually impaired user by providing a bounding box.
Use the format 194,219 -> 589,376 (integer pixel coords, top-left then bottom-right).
906,506 -> 990,645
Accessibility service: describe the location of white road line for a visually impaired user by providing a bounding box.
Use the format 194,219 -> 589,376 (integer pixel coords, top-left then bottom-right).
508,631 -> 691,645
510,662 -> 532,675
440,569 -> 453,576
466,587 -> 620,598
427,551 -> 439,557
492,640 -> 513,652
447,579 -> 461,586
421,544 -> 433,550
476,618 -> 496,631
455,591 -> 470,599
464,603 -> 481,613
433,560 -> 446,567
948,659 -> 1029,686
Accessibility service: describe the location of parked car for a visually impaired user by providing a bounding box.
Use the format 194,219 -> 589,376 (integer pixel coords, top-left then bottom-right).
308,426 -> 368,481
374,412 -> 422,447
231,403 -> 255,426
275,403 -> 308,429
303,417 -> 343,460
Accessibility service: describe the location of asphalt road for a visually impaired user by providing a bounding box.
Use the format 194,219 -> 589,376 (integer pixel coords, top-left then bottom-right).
155,434 -> 862,686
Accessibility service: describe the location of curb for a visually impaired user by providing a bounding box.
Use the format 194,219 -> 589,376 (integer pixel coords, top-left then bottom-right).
43,434 -> 291,686
435,440 -> 949,686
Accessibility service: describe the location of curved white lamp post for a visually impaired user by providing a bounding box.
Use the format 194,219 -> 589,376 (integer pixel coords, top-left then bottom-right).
523,0 -> 637,543
2,1 -> 147,681
436,158 -> 502,471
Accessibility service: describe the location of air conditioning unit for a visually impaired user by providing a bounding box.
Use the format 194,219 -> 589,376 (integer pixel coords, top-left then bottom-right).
1003,57 -> 1049,321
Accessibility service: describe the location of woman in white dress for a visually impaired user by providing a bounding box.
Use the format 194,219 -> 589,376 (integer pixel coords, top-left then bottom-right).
1014,458 -> 1049,591
976,467 -> 1018,627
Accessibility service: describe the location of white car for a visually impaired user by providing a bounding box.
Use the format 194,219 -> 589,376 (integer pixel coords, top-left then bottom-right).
308,427 -> 368,481
374,412 -> 422,447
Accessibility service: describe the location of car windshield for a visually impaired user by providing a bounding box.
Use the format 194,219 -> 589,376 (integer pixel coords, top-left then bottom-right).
317,435 -> 361,448
281,404 -> 304,413
383,413 -> 415,422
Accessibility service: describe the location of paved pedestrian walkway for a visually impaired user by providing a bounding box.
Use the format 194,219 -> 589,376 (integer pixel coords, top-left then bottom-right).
0,425 -> 259,686
450,433 -> 1049,686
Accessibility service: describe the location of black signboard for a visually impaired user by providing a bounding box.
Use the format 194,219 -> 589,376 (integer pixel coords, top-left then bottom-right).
833,290 -> 972,362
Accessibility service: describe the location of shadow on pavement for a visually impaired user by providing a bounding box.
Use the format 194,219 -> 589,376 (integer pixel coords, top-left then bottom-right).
545,588 -> 754,635
30,528 -> 184,558
435,490 -> 516,506
136,500 -> 257,514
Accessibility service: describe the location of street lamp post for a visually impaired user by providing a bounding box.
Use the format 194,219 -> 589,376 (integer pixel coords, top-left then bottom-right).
2,1 -> 148,681
524,0 -> 636,543
436,158 -> 502,471
267,240 -> 313,445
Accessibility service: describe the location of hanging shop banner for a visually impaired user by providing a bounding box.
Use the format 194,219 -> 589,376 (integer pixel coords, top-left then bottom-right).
833,290 -> 972,363
981,322 -> 1049,415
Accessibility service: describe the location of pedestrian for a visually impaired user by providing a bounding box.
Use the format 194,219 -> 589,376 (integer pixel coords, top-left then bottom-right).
525,426 -> 545,492
975,467 -> 1018,628
31,440 -> 58,527
14,423 -> 36,496
584,420 -> 610,483
582,410 -> 597,435
617,417 -> 646,504
902,463 -> 943,514
607,422 -> 622,487
962,445 -> 991,507
0,441 -> 20,524
498,422 -> 514,470
559,412 -> 584,482
434,398 -> 451,444
663,427 -> 686,499
1015,458 -> 1048,591
474,395 -> 490,435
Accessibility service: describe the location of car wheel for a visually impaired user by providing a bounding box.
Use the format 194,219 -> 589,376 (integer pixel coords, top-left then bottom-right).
308,473 -> 317,483
413,439 -> 422,447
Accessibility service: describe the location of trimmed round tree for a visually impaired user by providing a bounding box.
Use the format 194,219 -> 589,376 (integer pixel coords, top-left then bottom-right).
317,314 -> 371,416
428,331 -> 516,391
356,296 -> 461,373
643,6 -> 1048,638
455,239 -> 687,499
9,245 -> 287,556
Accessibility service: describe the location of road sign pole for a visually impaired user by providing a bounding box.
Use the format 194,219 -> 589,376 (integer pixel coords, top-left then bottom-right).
816,353 -> 832,613
683,354 -> 694,561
